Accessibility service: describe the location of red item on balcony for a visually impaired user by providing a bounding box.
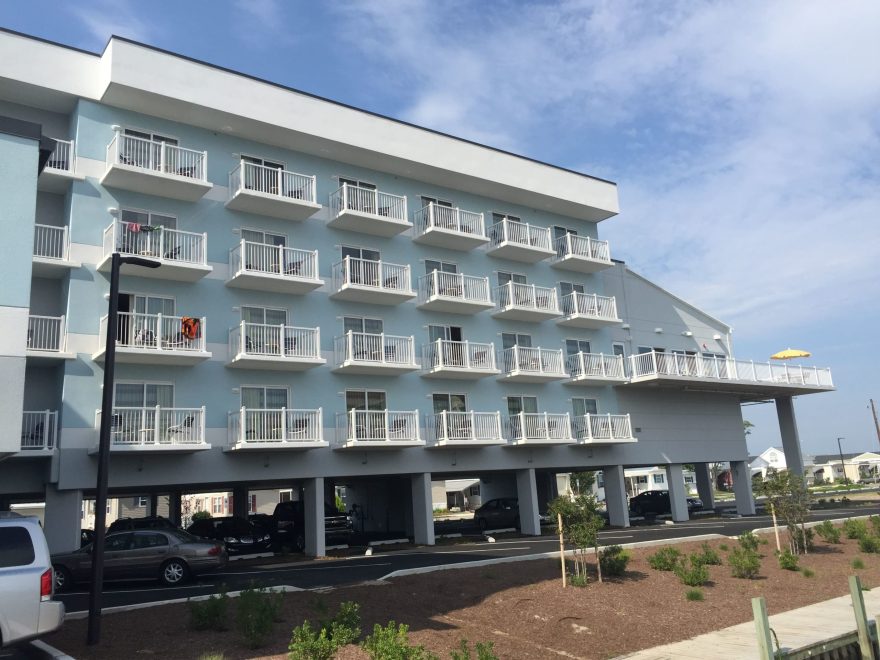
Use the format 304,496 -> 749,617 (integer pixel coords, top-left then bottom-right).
181,317 -> 201,340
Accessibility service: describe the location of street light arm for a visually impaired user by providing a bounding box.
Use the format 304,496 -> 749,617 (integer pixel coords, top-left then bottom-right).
120,256 -> 161,269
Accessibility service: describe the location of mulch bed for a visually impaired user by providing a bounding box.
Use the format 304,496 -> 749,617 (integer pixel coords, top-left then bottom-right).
46,529 -> 879,659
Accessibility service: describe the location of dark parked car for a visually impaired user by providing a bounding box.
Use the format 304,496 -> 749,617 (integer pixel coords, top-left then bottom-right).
187,516 -> 273,555
474,498 -> 519,531
248,513 -> 277,540
273,501 -> 353,551
80,529 -> 95,547
629,490 -> 704,516
108,516 -> 177,535
52,529 -> 226,591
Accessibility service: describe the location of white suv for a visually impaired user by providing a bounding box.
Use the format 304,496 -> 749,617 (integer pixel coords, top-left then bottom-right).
0,512 -> 65,647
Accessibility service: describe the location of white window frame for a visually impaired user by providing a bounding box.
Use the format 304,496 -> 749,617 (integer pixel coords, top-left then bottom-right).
119,207 -> 178,229
241,226 -> 287,246
113,380 -> 175,407
431,392 -> 468,413
123,126 -> 179,144
338,176 -> 376,190
344,389 -> 388,411
239,385 -> 290,409
241,154 -> 286,169
241,305 -> 288,324
612,342 -> 627,359
492,211 -> 522,224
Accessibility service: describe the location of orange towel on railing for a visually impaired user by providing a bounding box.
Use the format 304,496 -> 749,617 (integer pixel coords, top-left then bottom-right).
180,317 -> 201,340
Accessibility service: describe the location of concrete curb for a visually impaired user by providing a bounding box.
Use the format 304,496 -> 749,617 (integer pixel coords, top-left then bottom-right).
26,640 -> 75,660
368,538 -> 409,547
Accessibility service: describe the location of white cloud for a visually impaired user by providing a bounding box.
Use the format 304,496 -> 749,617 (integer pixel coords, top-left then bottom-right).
69,0 -> 154,47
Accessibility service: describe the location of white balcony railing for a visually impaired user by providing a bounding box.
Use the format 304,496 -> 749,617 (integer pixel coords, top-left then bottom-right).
229,161 -> 316,203
488,219 -> 551,251
230,322 -> 320,360
27,315 -> 67,353
561,292 -> 618,320
107,131 -> 207,181
418,271 -> 492,305
103,220 -> 207,265
495,282 -> 559,313
230,240 -> 319,280
101,312 -> 207,352
422,339 -> 496,372
566,352 -> 626,380
628,351 -> 834,388
332,257 -> 412,294
554,234 -> 611,262
229,408 -> 323,445
21,411 -> 58,450
334,332 -> 415,366
336,409 -> 420,443
413,203 -> 484,237
330,183 -> 407,221
33,224 -> 70,261
428,411 -> 503,444
506,412 -> 573,442
103,406 -> 207,447
572,413 -> 635,442
45,139 -> 74,173
500,346 -> 565,377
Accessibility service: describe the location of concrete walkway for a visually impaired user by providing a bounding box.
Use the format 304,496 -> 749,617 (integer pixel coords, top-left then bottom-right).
619,588 -> 880,659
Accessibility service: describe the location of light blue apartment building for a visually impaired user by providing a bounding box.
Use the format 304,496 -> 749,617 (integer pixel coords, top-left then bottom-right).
0,30 -> 835,554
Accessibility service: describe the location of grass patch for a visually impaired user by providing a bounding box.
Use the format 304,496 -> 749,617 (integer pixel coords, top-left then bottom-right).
801,568 -> 815,578
648,547 -> 682,571
852,558 -> 866,570
685,589 -> 704,601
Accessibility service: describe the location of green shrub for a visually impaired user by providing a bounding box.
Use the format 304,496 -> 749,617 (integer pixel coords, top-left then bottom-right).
802,568 -> 815,578
719,543 -> 729,552
599,545 -> 630,577
729,547 -> 761,579
569,574 -> 589,587
777,550 -> 799,571
817,498 -> 827,505
237,587 -> 278,649
693,542 -> 722,566
288,600 -> 361,660
858,536 -> 880,554
449,639 -> 499,660
852,558 -> 866,570
675,556 -> 710,587
842,496 -> 851,505
685,588 -> 704,602
192,510 -> 212,521
738,531 -> 760,552
844,519 -> 869,540
189,590 -> 229,631
814,521 -> 841,544
828,497 -> 836,503
870,516 -> 880,535
362,622 -> 437,660
648,547 -> 682,571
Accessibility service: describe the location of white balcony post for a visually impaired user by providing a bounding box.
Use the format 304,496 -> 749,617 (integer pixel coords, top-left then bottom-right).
378,332 -> 386,363
607,413 -> 615,440
342,182 -> 348,211
278,323 -> 285,356
281,407 -> 288,440
199,406 -> 206,443
469,411 -> 475,440
153,405 -> 161,445
650,350 -> 658,375
428,202 -> 435,229
42,409 -> 51,448
156,313 -> 163,350
512,344 -> 519,373
384,410 -> 389,442
157,140 -> 165,173
239,407 -> 246,443
277,244 -> 284,274
463,339 -> 470,368
347,331 -> 353,363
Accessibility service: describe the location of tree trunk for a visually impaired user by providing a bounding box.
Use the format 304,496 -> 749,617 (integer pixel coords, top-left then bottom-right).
769,503 -> 781,553
557,513 -> 566,588
595,541 -> 603,584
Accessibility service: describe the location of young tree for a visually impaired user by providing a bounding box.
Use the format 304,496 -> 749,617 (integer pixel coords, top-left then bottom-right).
549,493 -> 606,584
569,471 -> 597,497
759,469 -> 812,555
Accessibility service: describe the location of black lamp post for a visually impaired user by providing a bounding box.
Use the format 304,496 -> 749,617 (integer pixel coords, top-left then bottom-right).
837,437 -> 847,486
87,253 -> 160,645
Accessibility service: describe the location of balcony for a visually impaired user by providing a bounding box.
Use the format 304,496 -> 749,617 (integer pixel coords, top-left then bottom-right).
96,407 -> 210,453
26,315 -> 74,361
486,219 -> 555,263
417,271 -> 493,314
557,292 -> 621,329
427,411 -> 506,448
492,282 -> 561,322
32,224 -> 80,277
330,257 -> 415,305
506,412 -> 574,446
333,332 -> 418,375
572,413 -> 637,445
498,346 -> 567,383
412,203 -> 488,250
328,183 -> 410,237
227,322 -> 324,371
226,240 -> 322,294
227,408 -> 326,451
334,410 -> 423,449
17,411 -> 58,456
38,139 -> 84,193
627,351 -> 835,399
99,220 -> 211,282
551,234 -> 613,273
93,312 -> 211,366
421,340 -> 499,379
226,161 -> 321,221
102,131 -> 212,201
566,352 -> 627,385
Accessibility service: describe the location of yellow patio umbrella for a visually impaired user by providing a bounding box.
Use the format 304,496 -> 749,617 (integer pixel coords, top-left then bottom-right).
770,348 -> 811,360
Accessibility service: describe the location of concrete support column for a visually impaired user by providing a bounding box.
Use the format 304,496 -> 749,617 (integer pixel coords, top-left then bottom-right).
44,486 -> 82,553
515,468 -> 541,535
603,466 -> 630,528
411,473 -> 435,546
731,460 -> 756,515
665,464 -> 690,522
168,491 -> 182,526
694,463 -> 715,510
304,477 -> 326,557
147,493 -> 159,517
232,486 -> 248,519
776,396 -> 804,478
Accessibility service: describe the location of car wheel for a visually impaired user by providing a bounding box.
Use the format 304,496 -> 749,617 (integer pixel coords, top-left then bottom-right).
294,532 -> 306,553
53,565 -> 72,593
477,517 -> 487,531
160,559 -> 189,586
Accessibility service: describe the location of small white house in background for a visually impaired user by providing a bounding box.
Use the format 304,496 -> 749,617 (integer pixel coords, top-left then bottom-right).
749,447 -> 788,479
566,467 -> 697,502
809,452 -> 880,484
431,479 -> 482,511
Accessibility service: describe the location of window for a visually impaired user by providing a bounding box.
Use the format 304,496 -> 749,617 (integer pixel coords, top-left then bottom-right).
249,494 -> 258,514
572,398 -> 598,416
597,473 -> 605,488
241,228 -> 286,246
114,383 -> 173,408
241,386 -> 288,409
120,208 -> 176,230
497,271 -> 527,286
421,196 -> 453,208
344,317 -> 384,335
212,497 -> 224,514
345,390 -> 387,411
279,490 -> 293,503
565,339 -> 591,356
637,346 -> 653,354
507,396 -> 538,416
612,343 -> 626,359
502,333 -> 531,349
492,212 -> 521,224
241,306 -> 287,325
559,281 -> 585,298
339,177 -> 376,190
553,226 -> 576,242
684,476 -> 695,484
432,393 -> 468,414
118,293 -> 174,317
341,246 -> 381,284
341,245 -> 380,261
124,128 -> 176,145
0,526 -> 35,568
242,155 -> 283,169
428,325 -> 462,342
105,533 -> 132,552
635,476 -> 648,485
425,260 -> 457,275
653,474 -> 665,485
136,496 -> 148,508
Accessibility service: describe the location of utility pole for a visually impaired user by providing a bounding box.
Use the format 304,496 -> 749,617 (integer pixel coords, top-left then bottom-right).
871,399 -> 880,453
837,437 -> 847,485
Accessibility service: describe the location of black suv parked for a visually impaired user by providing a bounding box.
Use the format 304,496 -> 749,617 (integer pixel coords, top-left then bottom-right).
186,516 -> 272,555
273,501 -> 353,551
107,515 -> 177,535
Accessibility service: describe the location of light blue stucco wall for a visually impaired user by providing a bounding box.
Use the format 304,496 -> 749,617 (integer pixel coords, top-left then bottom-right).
0,132 -> 38,308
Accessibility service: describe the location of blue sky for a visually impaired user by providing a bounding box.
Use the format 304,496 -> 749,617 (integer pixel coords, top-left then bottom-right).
2,0 -> 879,455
